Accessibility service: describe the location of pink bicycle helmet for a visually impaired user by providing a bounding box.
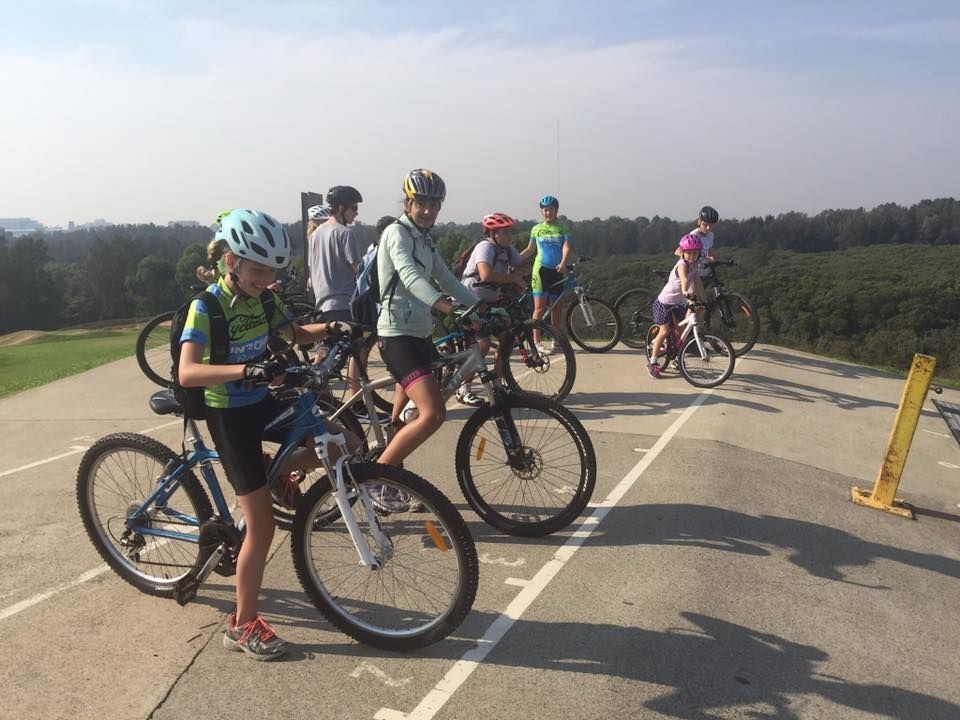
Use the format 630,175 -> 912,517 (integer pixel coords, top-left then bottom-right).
678,233 -> 703,252
482,212 -> 516,231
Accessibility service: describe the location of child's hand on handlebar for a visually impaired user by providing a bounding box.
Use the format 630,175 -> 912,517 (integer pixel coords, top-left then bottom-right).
243,360 -> 286,385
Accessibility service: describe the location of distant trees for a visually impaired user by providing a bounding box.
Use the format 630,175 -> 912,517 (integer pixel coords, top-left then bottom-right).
1,198 -> 959,378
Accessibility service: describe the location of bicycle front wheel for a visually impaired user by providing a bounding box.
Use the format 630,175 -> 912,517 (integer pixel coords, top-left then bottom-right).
76,433 -> 213,597
291,463 -> 478,651
135,311 -> 175,387
498,319 -> 577,401
704,292 -> 759,357
614,288 -> 657,349
455,394 -> 596,536
678,334 -> 735,388
565,296 -> 622,353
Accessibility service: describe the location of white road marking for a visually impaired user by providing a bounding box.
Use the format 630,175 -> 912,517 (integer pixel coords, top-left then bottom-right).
0,566 -> 110,622
375,389 -> 713,720
0,419 -> 179,479
350,661 -> 413,688
477,554 -> 526,567
0,417 -> 182,622
939,461 -> 959,470
923,429 -> 950,439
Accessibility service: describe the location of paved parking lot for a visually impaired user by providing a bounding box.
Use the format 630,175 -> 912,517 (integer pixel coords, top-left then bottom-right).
2,345 -> 959,720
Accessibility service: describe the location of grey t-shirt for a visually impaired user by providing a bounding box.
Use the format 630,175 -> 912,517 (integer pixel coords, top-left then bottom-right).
462,239 -> 523,302
307,222 -> 365,312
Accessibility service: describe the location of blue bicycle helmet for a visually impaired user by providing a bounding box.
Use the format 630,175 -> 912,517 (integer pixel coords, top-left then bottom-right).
539,195 -> 559,209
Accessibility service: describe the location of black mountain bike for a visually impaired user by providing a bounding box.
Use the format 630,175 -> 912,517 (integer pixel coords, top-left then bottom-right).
319,311 -> 597,537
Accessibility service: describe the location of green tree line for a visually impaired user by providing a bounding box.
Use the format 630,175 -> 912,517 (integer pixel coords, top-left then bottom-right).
1,198 -> 958,378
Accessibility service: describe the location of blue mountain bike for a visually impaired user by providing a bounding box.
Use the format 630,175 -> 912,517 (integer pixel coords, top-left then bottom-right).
75,358 -> 479,651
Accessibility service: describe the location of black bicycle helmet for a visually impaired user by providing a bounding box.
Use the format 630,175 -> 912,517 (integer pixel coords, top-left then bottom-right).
699,205 -> 719,223
375,215 -> 397,235
326,185 -> 363,207
402,169 -> 446,202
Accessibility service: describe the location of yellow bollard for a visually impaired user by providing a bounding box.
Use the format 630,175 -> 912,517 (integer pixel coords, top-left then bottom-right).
851,353 -> 936,519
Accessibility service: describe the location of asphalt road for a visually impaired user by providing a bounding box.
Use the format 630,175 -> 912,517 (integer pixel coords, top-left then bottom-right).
2,345 -> 959,720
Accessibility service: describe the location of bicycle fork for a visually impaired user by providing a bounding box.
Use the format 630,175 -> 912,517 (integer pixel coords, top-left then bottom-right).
574,288 -> 598,326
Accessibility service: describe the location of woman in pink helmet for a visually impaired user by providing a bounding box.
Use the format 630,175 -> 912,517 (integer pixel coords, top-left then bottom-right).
647,233 -> 705,378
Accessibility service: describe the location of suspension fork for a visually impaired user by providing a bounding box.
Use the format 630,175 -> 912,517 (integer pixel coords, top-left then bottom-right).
574,286 -> 598,326
487,394 -> 528,470
327,454 -> 392,569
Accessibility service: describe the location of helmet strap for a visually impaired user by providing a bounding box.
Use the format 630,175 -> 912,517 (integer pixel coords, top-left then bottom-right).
227,260 -> 252,307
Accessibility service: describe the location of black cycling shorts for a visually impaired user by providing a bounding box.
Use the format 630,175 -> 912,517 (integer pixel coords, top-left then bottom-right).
204,395 -> 289,496
378,335 -> 439,390
536,266 -> 564,297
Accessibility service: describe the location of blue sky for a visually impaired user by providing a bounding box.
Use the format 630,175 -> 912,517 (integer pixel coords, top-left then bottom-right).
2,0 -> 958,227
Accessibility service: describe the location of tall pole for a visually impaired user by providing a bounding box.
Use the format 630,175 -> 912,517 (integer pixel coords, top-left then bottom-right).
556,120 -> 561,198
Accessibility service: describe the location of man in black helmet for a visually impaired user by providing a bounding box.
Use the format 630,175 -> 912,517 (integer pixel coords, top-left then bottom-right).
307,185 -> 369,411
307,185 -> 365,318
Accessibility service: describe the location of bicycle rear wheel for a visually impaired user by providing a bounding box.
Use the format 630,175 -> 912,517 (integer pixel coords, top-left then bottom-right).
76,433 -> 213,597
291,463 -> 478,651
135,311 -> 176,387
614,288 -> 657,349
565,295 -> 622,353
455,394 -> 596,536
678,334 -> 735,388
704,292 -> 759,357
498,319 -> 577,401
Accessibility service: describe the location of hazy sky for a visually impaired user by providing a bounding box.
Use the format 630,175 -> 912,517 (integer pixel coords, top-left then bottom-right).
2,0 -> 958,227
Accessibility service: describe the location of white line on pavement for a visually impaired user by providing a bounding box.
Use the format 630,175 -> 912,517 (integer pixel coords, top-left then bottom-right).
0,419 -> 180,479
375,389 -> 714,720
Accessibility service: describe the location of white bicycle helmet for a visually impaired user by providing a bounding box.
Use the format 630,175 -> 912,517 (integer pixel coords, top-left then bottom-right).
307,205 -> 331,221
216,209 -> 290,269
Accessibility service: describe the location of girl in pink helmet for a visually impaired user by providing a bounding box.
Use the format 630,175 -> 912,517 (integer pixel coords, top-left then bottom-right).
648,233 -> 705,378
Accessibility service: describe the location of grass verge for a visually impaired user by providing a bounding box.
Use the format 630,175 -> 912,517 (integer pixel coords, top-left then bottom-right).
0,328 -> 141,398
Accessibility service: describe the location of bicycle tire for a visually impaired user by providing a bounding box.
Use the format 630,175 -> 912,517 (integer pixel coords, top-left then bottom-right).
455,393 -> 596,537
565,295 -> 622,353
704,292 -> 759,357
135,311 -> 176,387
498,319 -> 577,401
678,333 -> 735,388
76,433 -> 213,598
614,288 -> 657,349
291,462 -> 478,651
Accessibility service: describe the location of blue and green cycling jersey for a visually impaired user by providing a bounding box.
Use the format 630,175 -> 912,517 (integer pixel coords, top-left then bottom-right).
180,276 -> 292,409
529,220 -> 571,270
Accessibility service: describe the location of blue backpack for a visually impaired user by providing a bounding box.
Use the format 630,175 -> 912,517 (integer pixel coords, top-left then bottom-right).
350,222 -> 423,327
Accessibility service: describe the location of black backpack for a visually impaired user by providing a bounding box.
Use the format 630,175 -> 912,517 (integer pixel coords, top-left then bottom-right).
170,290 -> 278,419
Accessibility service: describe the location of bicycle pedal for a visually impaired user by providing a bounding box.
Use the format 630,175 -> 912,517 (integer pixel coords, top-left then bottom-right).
174,573 -> 199,606
214,556 -> 237,577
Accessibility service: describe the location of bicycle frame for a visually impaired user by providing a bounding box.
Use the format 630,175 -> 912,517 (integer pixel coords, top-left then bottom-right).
321,324 -> 530,467
671,306 -> 711,360
123,370 -> 387,594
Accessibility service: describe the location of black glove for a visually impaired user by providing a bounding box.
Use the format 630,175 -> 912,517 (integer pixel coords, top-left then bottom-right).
243,360 -> 285,383
326,320 -> 353,336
